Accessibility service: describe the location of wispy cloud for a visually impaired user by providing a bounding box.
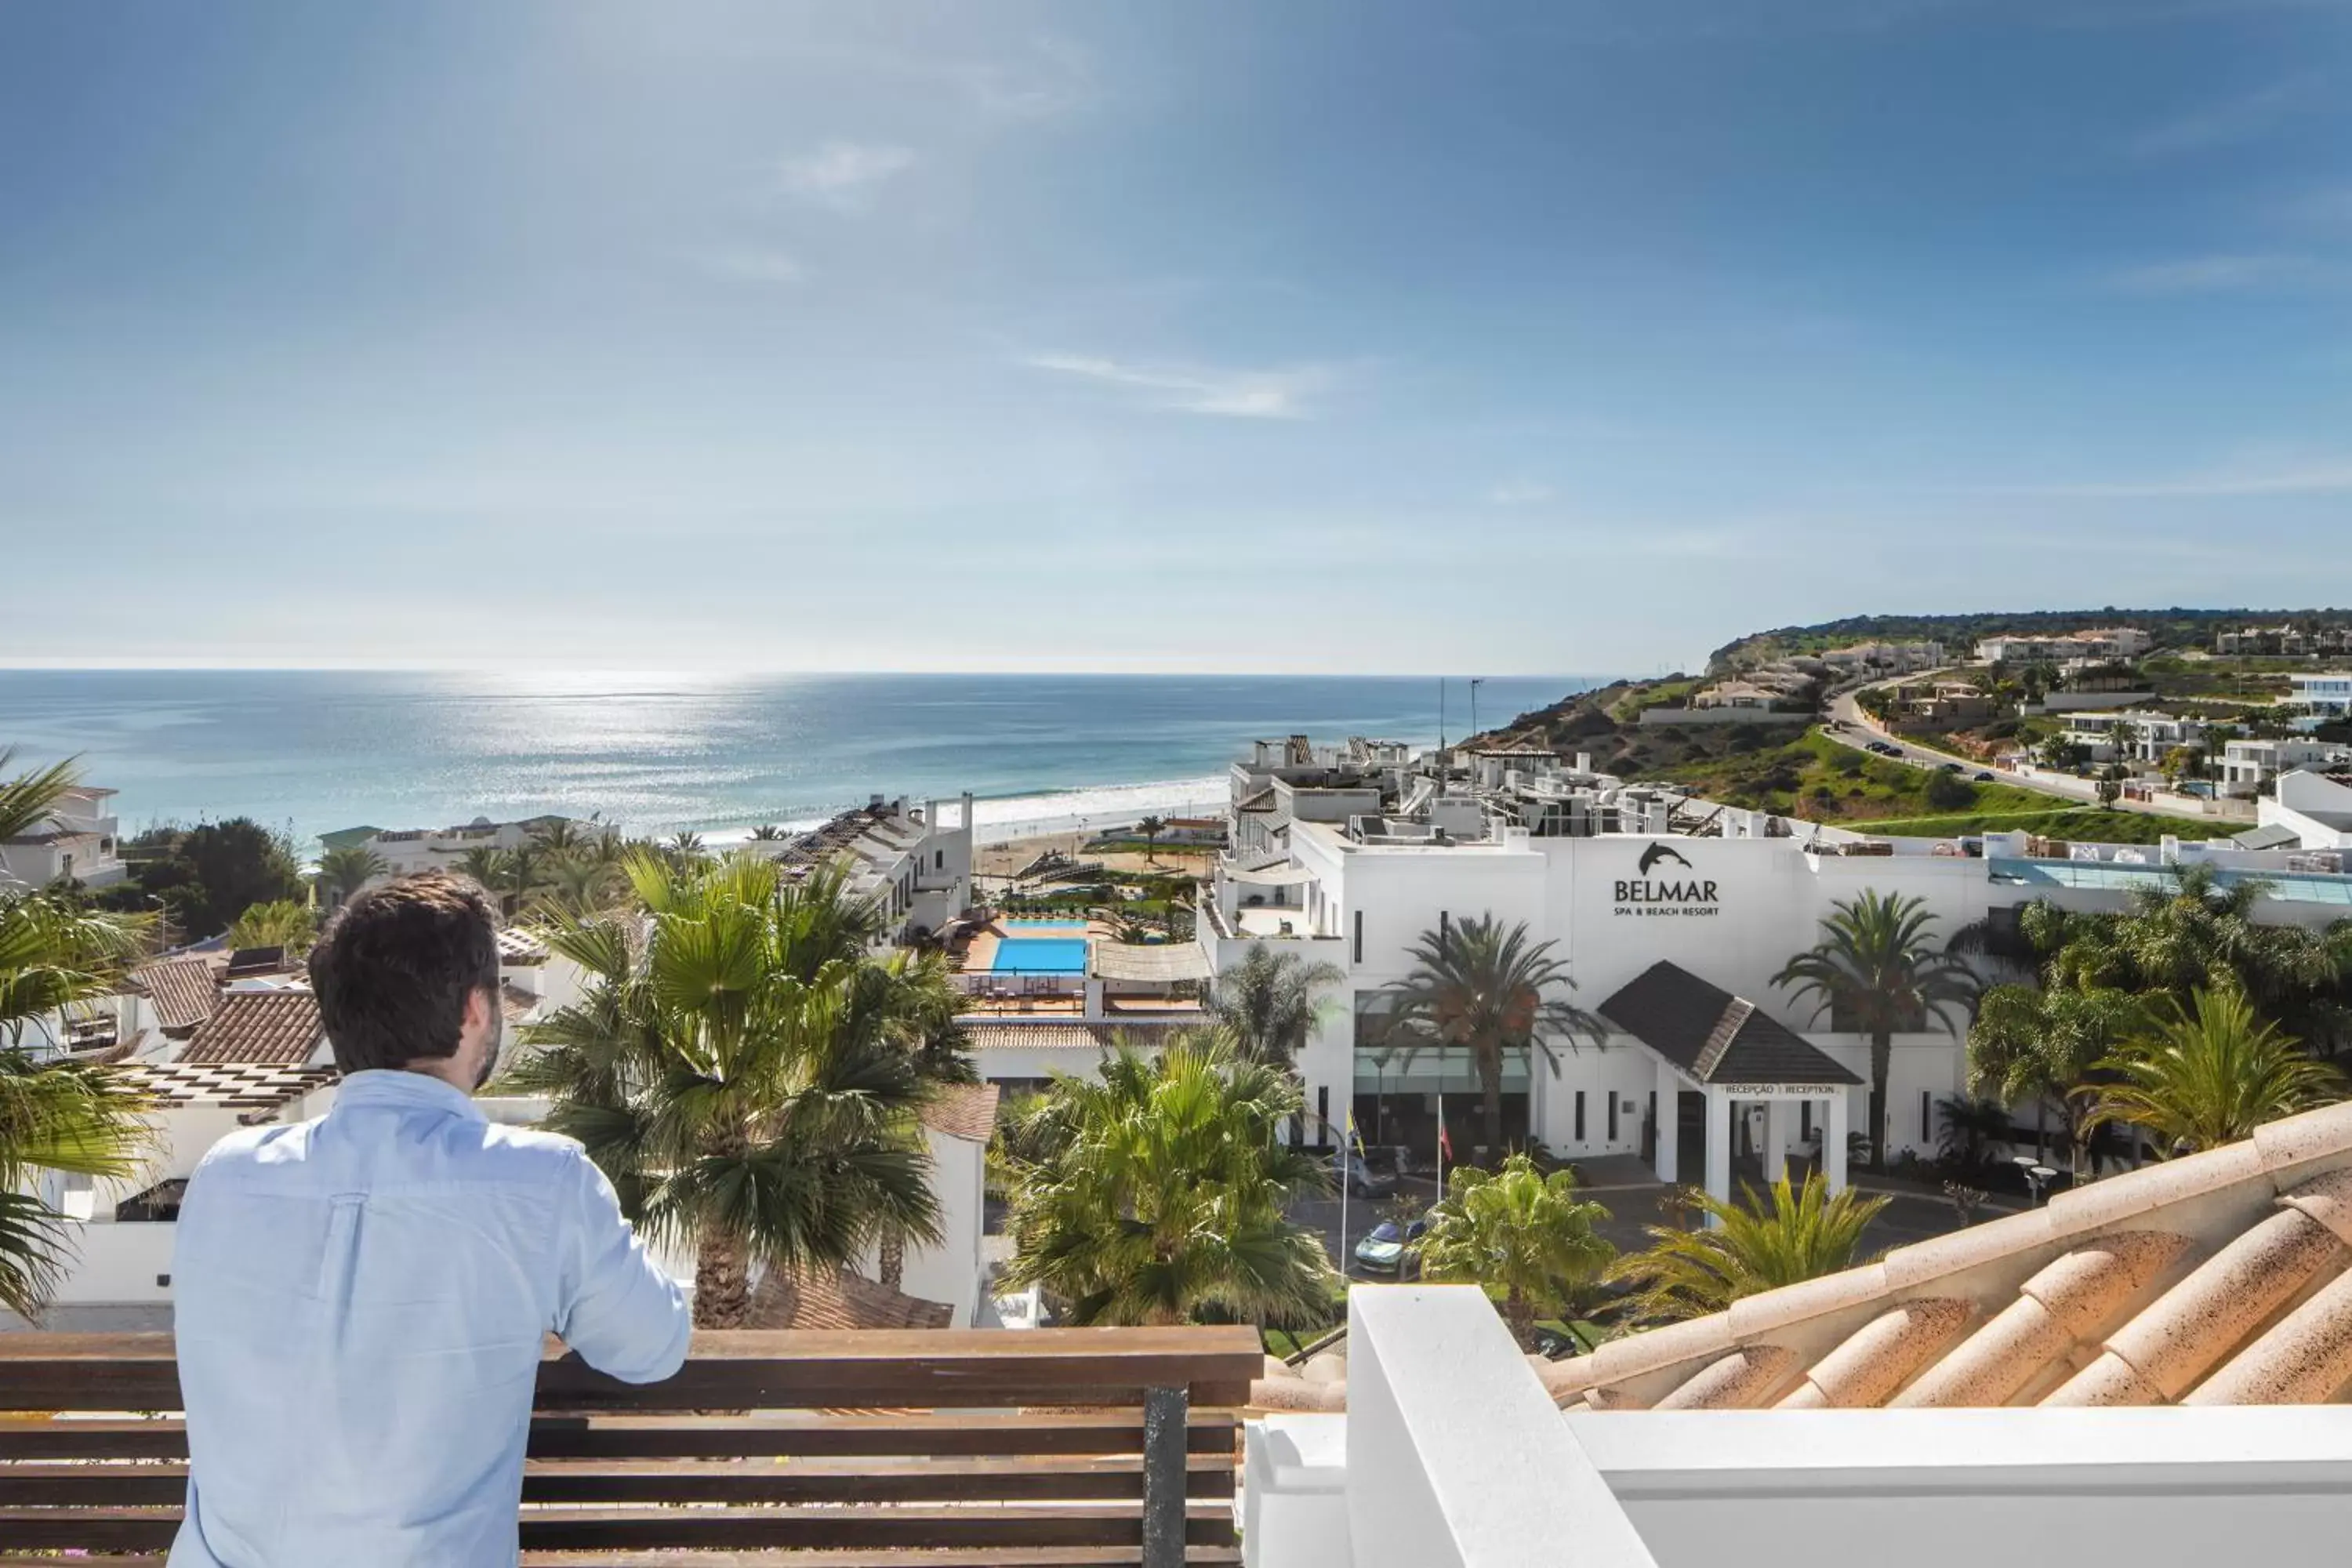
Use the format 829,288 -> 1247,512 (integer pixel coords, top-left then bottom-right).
1994,459 -> 2352,497
691,246 -> 806,285
1023,354 -> 1345,419
2126,74 -> 2325,157
2105,252 -> 2328,293
1486,480 -> 1556,506
779,141 -> 916,209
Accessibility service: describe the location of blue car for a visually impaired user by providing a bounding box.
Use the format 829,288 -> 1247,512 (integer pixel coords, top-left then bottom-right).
1352,1215 -> 1428,1276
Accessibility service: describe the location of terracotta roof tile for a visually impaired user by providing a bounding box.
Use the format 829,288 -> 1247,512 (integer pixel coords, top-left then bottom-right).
179,989 -> 325,1066
963,1020 -> 1188,1052
921,1081 -> 1000,1143
742,1267 -> 953,1332
116,1061 -> 333,1111
132,957 -> 222,1034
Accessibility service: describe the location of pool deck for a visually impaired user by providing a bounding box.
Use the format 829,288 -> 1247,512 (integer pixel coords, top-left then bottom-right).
960,917 -> 1112,977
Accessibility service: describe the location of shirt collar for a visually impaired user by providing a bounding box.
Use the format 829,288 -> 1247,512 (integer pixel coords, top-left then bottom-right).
333,1069 -> 488,1123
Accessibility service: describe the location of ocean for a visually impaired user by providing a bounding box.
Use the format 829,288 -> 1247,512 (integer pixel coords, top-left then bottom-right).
0,670 -> 1592,851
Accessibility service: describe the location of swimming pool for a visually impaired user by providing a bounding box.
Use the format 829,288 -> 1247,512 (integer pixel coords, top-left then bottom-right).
1002,920 -> 1089,934
989,938 -> 1091,975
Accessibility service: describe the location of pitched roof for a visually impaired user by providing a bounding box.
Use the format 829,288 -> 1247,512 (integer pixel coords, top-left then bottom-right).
117,1061 -> 333,1111
1597,961 -> 1860,1088
1544,1101 -> 2352,1413
179,989 -> 326,1066
920,1081 -> 1000,1143
742,1266 -> 953,1332
132,956 -> 222,1034
495,926 -> 549,964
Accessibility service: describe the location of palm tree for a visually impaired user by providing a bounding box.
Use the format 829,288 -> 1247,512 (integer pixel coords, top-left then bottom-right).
1382,913 -> 1605,1161
665,831 -> 708,866
1203,944 -> 1344,1070
1934,1094 -> 2013,1173
996,1035 -> 1336,1327
1774,891 -> 1975,1169
2082,986 -> 2346,1156
1419,1153 -> 1614,1349
528,818 -> 588,855
502,851 -> 941,1327
1134,815 -> 1167,865
312,844 -> 387,908
749,824 -> 789,842
539,853 -> 622,914
454,847 -> 503,885
225,898 -> 317,956
1606,1173 -> 1890,1323
0,753 -> 159,1317
1967,983 -> 2144,1175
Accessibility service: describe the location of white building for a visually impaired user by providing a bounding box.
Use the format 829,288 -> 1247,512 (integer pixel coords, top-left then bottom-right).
2060,710 -> 2206,766
2218,737 -> 2351,798
321,813 -> 599,877
756,793 -> 975,944
0,783 -> 127,891
2257,770 -> 2352,855
1192,746 -> 2352,1212
2289,672 -> 2352,731
1818,640 -> 1944,677
1976,628 -> 2153,664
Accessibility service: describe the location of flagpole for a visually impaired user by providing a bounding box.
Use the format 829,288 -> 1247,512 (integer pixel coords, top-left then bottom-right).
1436,1086 -> 1446,1196
1339,1116 -> 1350,1280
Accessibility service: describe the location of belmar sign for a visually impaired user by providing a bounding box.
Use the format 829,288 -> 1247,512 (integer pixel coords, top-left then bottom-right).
1613,841 -> 1722,917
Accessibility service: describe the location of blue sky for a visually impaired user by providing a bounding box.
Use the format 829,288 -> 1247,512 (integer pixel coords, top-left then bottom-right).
2,2 -> 2347,675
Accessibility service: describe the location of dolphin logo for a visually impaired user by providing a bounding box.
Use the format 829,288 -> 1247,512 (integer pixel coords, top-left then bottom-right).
1638,842 -> 1692,875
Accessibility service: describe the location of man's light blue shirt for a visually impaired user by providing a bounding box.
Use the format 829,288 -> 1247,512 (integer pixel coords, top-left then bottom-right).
170,1069 -> 691,1567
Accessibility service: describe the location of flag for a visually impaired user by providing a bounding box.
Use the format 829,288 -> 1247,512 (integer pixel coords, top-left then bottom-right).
1438,1119 -> 1453,1164
1347,1112 -> 1366,1160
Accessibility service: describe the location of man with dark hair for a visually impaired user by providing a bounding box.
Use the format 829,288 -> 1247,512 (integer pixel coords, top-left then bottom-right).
170,872 -> 689,1566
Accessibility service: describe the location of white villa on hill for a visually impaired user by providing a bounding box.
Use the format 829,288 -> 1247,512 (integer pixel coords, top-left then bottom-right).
0,782 -> 126,891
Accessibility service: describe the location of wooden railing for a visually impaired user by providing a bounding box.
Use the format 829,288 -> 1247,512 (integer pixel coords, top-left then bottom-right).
0,1326 -> 1259,1566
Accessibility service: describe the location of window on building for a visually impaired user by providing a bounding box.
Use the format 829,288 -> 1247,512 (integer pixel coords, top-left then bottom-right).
1606,1094 -> 1619,1142
1922,1089 -> 1933,1144
1352,909 -> 1363,964
1317,1086 -> 1330,1142
1802,1101 -> 1813,1140
1574,1091 -> 1586,1142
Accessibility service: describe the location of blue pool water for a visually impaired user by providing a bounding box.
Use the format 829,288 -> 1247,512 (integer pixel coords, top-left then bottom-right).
1002,920 -> 1089,933
990,938 -> 1091,975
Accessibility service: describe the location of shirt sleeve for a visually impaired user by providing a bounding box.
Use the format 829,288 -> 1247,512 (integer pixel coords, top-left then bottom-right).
551,1149 -> 692,1385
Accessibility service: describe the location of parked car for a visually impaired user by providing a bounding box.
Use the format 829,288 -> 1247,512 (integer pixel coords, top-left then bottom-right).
1973,771 -> 1995,782
1939,760 -> 1964,773
1353,1214 -> 1428,1276
1335,1150 -> 1396,1200
1867,741 -> 1900,756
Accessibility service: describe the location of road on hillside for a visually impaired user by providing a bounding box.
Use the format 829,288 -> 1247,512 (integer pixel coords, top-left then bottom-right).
1818,678 -> 2186,819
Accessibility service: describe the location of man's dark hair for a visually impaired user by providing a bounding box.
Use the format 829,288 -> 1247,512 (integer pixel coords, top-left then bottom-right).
309,872 -> 501,1074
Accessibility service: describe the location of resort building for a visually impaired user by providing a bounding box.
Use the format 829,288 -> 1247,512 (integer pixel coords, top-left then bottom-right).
2289,671 -> 2352,730
0,782 -> 126,891
1194,744 -> 2352,1210
1974,628 -> 2153,664
755,793 -> 975,944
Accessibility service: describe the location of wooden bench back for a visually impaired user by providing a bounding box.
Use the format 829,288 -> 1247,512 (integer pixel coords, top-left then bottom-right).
0,1327 -> 1259,1567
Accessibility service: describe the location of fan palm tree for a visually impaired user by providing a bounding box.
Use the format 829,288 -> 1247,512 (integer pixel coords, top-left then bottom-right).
1203,944 -> 1344,1070
1134,815 -> 1167,865
1606,1173 -> 1890,1323
1934,1094 -> 2013,1174
501,851 -> 941,1327
2081,986 -> 2346,1156
1381,913 -> 1605,1161
225,898 -> 317,956
1774,891 -> 1976,1169
996,1035 -> 1336,1327
1967,983 -> 2144,1175
0,753 -> 159,1317
312,844 -> 387,908
1419,1153 -> 1615,1348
